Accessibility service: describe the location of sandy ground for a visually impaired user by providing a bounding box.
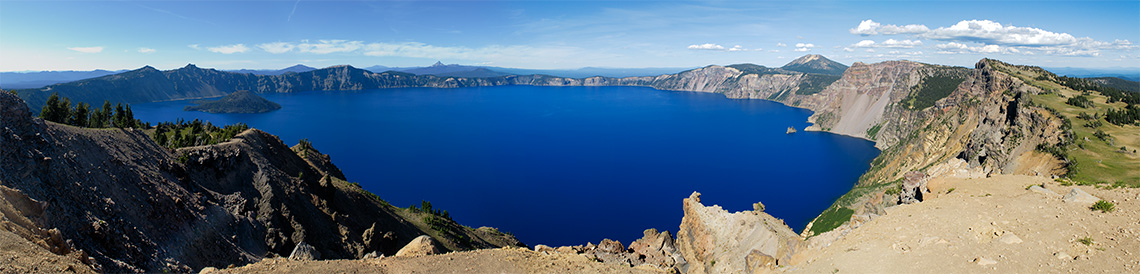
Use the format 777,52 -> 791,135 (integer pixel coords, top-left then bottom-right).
0,230 -> 93,274
206,247 -> 667,274
785,174 -> 1140,273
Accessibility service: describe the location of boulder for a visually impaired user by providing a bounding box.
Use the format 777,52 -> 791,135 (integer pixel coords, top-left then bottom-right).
899,171 -> 929,204
534,244 -> 556,253
394,235 -> 443,257
1062,188 -> 1099,204
289,242 -> 320,261
591,239 -> 635,266
597,239 -> 625,253
675,192 -> 804,274
362,251 -> 383,259
745,250 -> 777,274
628,228 -> 683,269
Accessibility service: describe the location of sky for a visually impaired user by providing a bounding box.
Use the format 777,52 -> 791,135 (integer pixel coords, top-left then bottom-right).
1,0 -> 1138,71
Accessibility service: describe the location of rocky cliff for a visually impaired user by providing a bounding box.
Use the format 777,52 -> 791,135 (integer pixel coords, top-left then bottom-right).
0,91 -> 521,273
799,58 -> 1068,239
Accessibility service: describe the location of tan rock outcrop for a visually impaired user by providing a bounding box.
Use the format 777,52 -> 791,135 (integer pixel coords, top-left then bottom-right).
395,235 -> 443,257
675,192 -> 804,274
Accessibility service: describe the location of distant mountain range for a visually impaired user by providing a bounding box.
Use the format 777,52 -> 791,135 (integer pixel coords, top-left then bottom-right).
365,61 -> 695,78
1044,67 -> 1140,81
0,69 -> 127,89
13,55 -> 852,111
228,64 -> 317,75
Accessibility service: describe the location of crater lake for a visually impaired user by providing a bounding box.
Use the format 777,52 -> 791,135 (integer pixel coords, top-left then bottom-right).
131,85 -> 879,246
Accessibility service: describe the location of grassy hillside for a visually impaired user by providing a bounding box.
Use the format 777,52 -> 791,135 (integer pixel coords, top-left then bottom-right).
997,65 -> 1140,187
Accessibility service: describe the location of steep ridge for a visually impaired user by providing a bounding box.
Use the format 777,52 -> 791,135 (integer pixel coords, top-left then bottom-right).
0,92 -> 521,272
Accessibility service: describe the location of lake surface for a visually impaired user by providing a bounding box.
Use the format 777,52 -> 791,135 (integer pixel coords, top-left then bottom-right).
132,86 -> 879,247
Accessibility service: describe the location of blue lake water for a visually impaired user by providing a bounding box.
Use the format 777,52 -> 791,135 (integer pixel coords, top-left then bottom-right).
132,85 -> 879,247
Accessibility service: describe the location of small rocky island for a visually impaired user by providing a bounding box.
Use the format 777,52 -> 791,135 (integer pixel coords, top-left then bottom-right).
786,126 -> 797,134
184,90 -> 281,113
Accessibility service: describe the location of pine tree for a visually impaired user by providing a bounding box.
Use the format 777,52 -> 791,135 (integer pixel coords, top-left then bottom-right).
72,102 -> 90,127
40,93 -> 61,123
113,103 -> 126,128
98,100 -> 112,128
124,104 -> 136,128
57,97 -> 73,124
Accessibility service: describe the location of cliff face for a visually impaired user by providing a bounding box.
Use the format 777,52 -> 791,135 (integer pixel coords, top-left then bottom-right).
802,59 -> 1067,239
0,91 -> 521,273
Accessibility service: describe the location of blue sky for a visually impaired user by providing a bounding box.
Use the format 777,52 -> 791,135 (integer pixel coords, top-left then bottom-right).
1,0 -> 1137,71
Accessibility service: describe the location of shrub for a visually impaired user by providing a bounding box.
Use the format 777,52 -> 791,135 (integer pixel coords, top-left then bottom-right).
1091,200 -> 1115,213
1066,95 -> 1094,108
1078,236 -> 1094,245
1093,130 -> 1111,141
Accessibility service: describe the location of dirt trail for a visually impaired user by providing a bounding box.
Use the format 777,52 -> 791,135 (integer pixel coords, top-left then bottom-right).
207,247 -> 667,274
786,174 -> 1140,273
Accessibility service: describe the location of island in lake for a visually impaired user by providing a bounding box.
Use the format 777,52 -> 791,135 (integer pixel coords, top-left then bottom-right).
184,90 -> 282,113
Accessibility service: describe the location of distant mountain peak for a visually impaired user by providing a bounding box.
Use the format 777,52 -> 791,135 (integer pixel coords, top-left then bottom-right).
138,65 -> 159,72
183,64 -> 199,69
781,54 -> 849,76
430,61 -> 446,67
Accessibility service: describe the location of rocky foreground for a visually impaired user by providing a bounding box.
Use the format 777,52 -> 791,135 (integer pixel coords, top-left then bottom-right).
205,167 -> 1138,274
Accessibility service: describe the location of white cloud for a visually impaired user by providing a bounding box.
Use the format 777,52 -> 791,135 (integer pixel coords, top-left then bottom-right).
67,46 -> 104,53
297,40 -> 362,54
687,43 -> 725,50
843,47 -> 854,52
776,43 -> 787,47
207,44 -> 249,54
851,39 -> 922,49
686,43 -> 752,52
137,47 -> 156,53
852,40 -> 876,48
935,42 -> 1022,55
255,40 -> 366,54
850,20 -> 929,35
794,43 -> 814,52
258,42 -> 295,54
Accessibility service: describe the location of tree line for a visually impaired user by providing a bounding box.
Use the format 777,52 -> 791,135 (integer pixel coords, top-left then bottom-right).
38,92 -> 148,128
152,118 -> 249,149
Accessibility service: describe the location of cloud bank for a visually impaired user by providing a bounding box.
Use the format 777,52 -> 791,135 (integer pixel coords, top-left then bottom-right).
851,19 -> 1135,57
